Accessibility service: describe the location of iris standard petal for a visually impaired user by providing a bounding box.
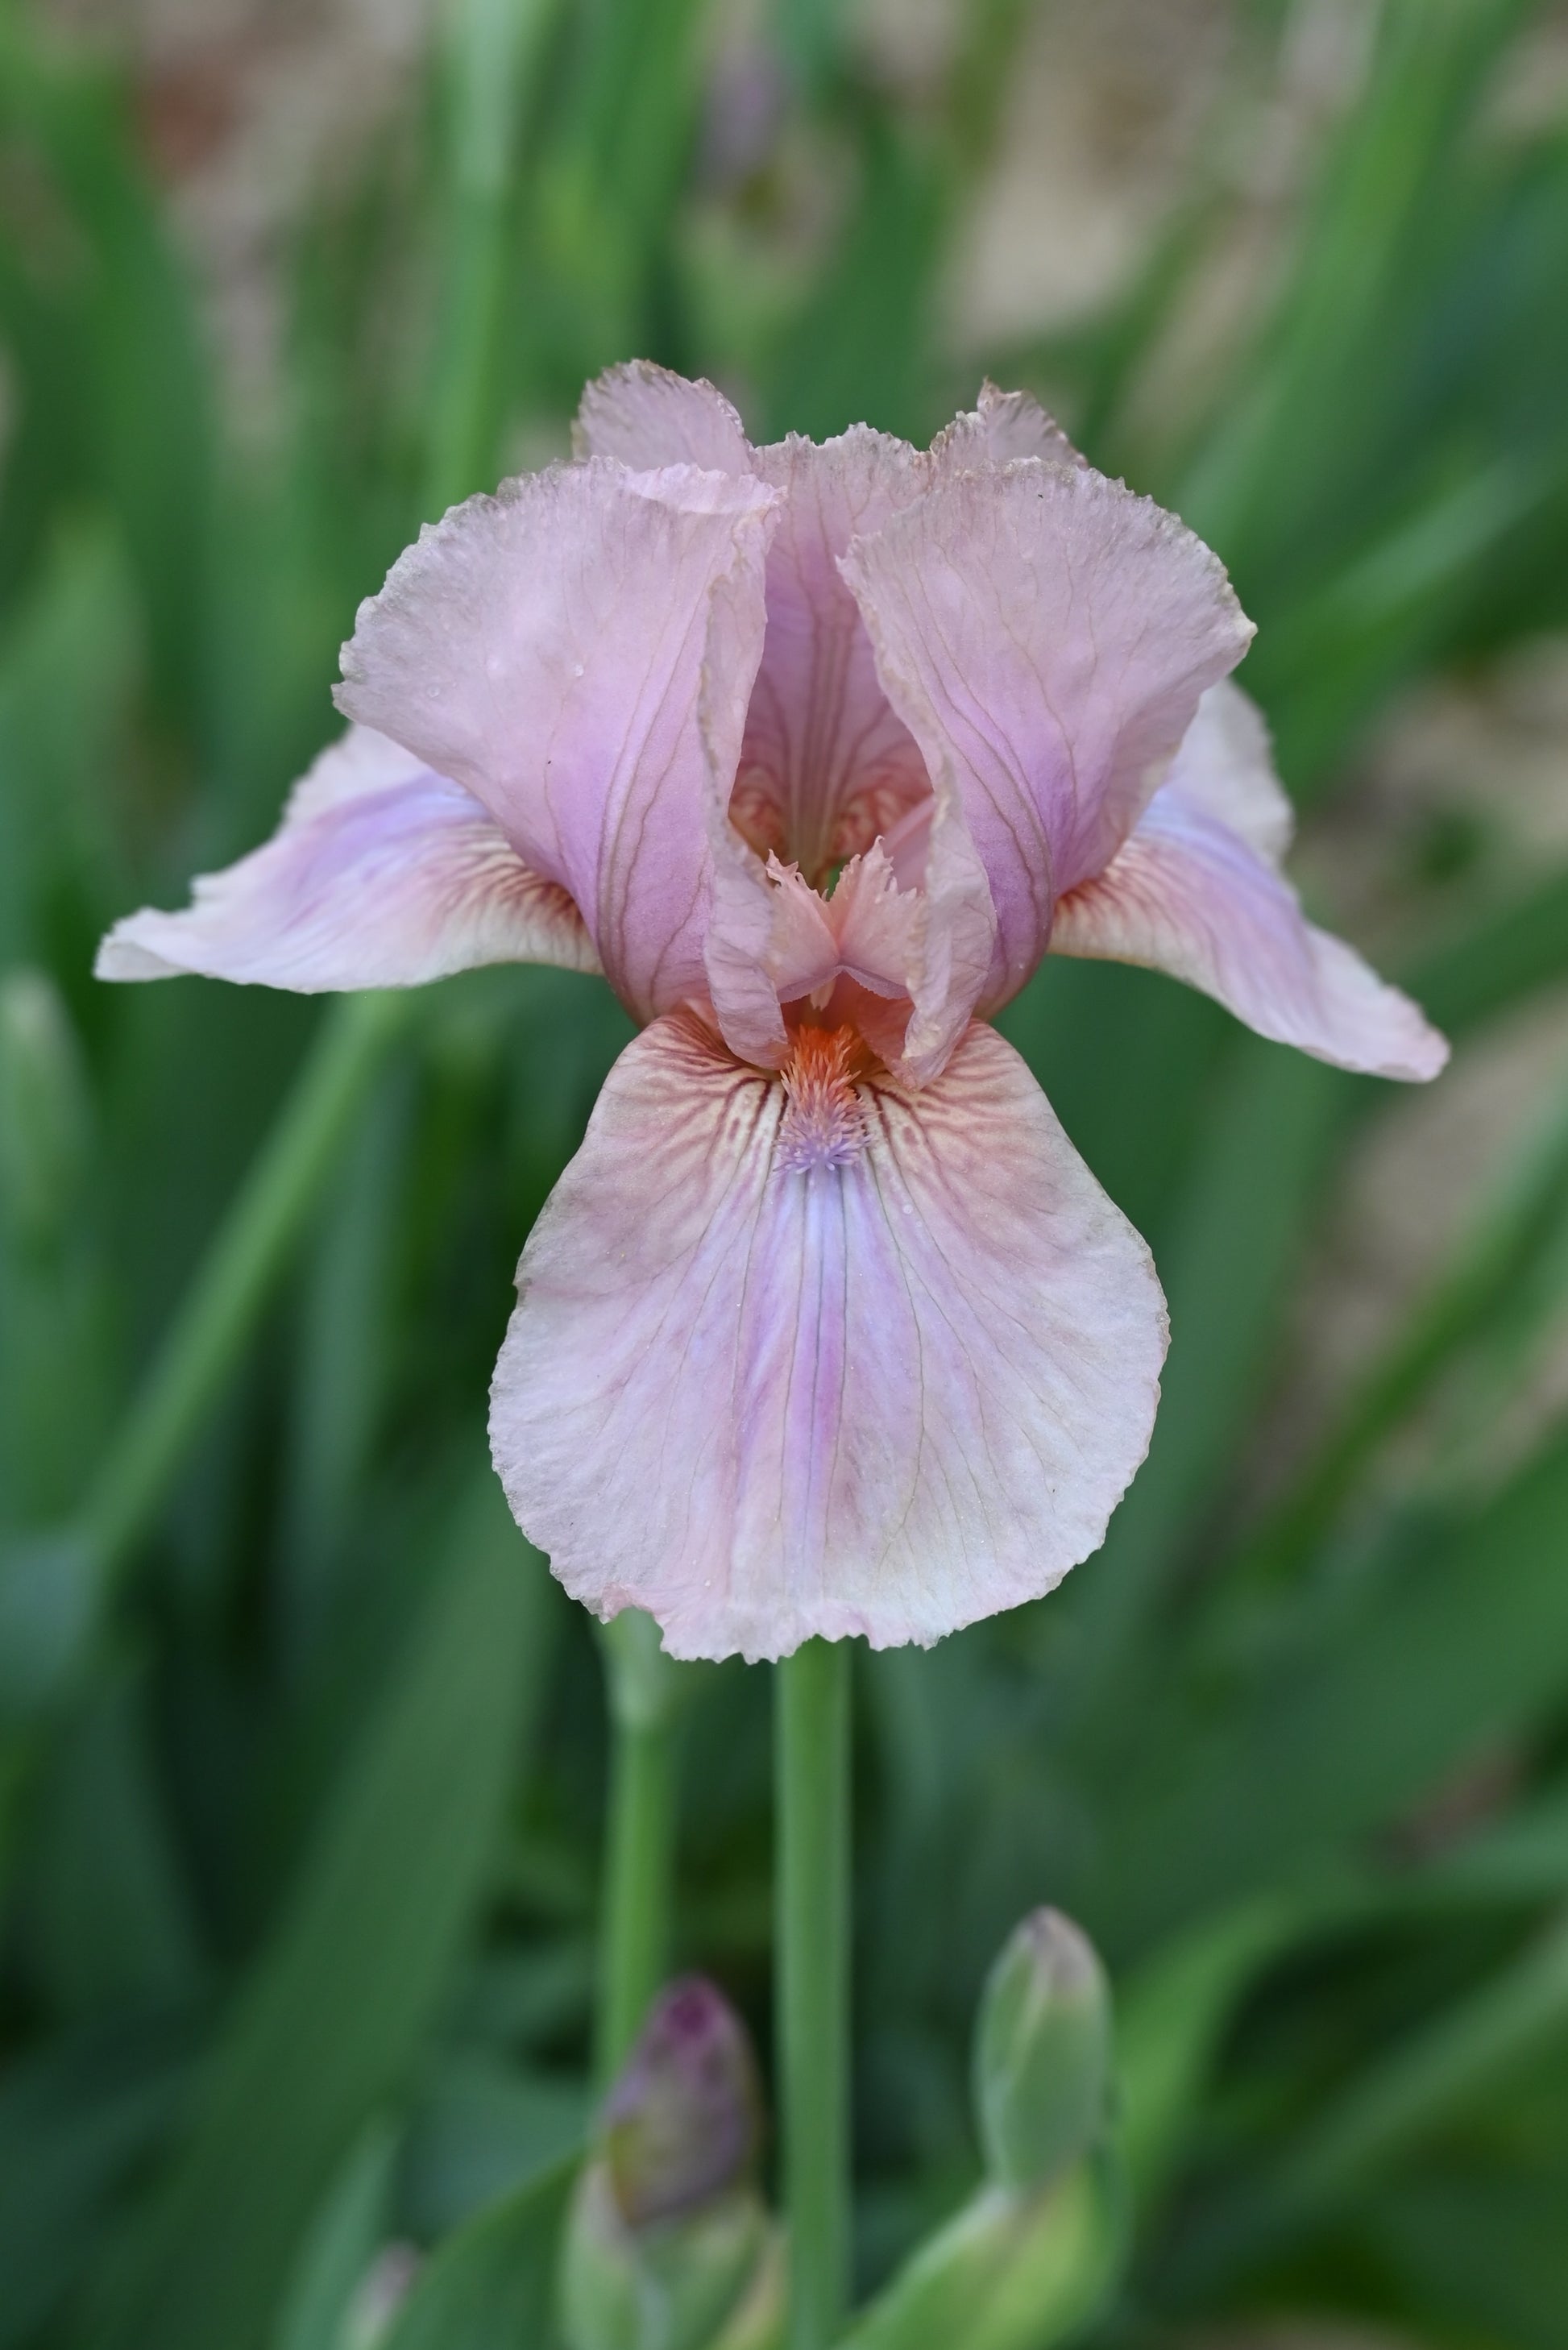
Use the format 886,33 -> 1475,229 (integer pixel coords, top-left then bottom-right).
574,359 -> 753,473
95,725 -> 595,989
1050,751 -> 1449,1082
733,428 -> 935,882
489,1011 -> 1168,1662
930,380 -> 1085,473
841,459 -> 1255,1010
335,459 -> 778,1023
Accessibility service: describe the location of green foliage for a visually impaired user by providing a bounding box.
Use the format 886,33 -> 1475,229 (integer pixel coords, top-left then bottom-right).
4,0 -> 1568,2344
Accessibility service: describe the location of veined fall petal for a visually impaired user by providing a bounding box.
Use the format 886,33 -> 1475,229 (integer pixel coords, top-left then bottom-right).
489,1010 -> 1166,1662
95,725 -> 596,990
1051,683 -> 1450,1081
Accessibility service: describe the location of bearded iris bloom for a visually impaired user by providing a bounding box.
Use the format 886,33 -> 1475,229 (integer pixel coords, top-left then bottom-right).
98,366 -> 1446,1661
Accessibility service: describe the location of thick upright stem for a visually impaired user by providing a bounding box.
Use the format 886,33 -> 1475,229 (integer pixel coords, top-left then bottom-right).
595,1609 -> 681,2082
776,1637 -> 852,2350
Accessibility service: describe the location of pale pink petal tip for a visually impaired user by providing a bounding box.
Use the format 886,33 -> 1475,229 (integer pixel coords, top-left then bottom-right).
1052,683 -> 1450,1083
573,359 -> 752,474
94,726 -> 596,990
490,1012 -> 1168,1663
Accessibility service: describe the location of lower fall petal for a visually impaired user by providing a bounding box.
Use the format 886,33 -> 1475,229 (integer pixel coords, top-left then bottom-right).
489,1012 -> 1168,1662
1051,789 -> 1448,1082
95,725 -> 596,990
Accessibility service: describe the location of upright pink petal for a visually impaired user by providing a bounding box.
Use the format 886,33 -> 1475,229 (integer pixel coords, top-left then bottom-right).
841,462 -> 1255,1010
574,360 -> 753,473
755,859 -> 843,1004
95,725 -> 595,990
490,1011 -> 1167,1661
931,380 -> 1085,474
335,461 -> 778,1023
734,429 -> 935,882
822,842 -> 925,998
702,759 -> 996,1087
1051,685 -> 1449,1080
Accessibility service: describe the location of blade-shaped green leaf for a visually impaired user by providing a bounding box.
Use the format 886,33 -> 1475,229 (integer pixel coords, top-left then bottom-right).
83,1471 -> 555,2350
1092,1425 -> 1568,1949
380,2156 -> 576,2350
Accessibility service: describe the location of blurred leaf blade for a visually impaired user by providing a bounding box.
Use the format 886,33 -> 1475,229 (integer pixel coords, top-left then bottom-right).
379,2155 -> 576,2350
84,1474 -> 556,2350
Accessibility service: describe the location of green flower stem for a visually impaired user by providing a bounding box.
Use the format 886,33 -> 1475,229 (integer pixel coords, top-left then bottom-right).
80,990 -> 409,1595
595,1609 -> 683,2082
776,1636 -> 852,2350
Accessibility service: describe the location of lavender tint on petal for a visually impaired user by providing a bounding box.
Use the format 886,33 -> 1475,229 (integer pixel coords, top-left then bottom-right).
930,379 -> 1086,475
95,726 -> 597,991
733,429 -> 935,887
1052,682 -> 1450,1081
1051,779 -> 1450,1081
574,360 -> 753,475
489,1011 -> 1168,1663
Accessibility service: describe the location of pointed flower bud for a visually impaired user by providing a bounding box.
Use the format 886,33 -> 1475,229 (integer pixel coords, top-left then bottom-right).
603,1976 -> 761,2229
561,1979 -> 773,2350
974,1908 -> 1112,2193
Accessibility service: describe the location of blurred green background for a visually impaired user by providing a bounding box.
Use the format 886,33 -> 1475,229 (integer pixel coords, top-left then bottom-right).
4,0 -> 1568,2343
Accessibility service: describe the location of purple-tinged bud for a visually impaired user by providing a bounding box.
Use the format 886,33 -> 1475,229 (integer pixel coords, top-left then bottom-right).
562,1981 -> 772,2350
603,1977 -> 761,2230
974,1909 -> 1112,2193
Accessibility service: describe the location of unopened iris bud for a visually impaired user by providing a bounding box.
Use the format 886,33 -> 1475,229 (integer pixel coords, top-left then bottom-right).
974,1908 -> 1112,2193
603,1975 -> 761,2225
562,1978 -> 774,2350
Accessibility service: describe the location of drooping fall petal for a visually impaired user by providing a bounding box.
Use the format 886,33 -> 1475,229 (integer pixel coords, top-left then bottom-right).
1051,685 -> 1449,1080
841,460 -> 1255,1010
489,1011 -> 1167,1662
1152,679 -> 1296,859
95,725 -> 596,989
335,460 -> 777,1023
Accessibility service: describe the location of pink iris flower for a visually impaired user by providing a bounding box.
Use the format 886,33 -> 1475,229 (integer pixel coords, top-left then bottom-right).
98,366 -> 1447,1662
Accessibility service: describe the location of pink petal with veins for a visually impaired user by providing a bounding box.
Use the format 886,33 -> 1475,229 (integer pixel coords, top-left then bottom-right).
842,459 -> 1254,1011
1159,680 -> 1296,859
1052,685 -> 1449,1081
95,725 -> 595,990
573,359 -> 753,474
736,429 -> 936,882
490,1010 -> 1167,1661
335,460 -> 778,1023
930,380 -> 1085,475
